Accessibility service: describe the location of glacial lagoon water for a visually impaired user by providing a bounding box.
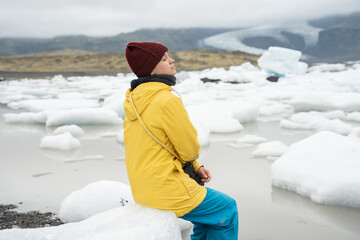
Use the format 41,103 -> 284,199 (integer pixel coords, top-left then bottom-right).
1,104 -> 360,240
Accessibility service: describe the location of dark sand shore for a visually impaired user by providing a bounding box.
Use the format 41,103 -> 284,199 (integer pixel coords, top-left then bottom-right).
0,204 -> 63,230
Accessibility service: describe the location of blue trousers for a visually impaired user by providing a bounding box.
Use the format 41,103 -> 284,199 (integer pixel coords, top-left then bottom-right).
181,188 -> 239,240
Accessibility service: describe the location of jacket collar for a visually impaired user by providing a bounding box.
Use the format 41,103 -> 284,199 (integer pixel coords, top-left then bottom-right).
130,74 -> 176,91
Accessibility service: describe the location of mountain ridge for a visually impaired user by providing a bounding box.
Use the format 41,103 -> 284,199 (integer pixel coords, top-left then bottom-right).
0,12 -> 359,63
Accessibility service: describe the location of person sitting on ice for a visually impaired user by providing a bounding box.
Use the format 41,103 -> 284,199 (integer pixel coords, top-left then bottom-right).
123,41 -> 239,239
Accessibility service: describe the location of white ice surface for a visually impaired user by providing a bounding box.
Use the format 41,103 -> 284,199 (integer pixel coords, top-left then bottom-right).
257,47 -> 308,76
280,112 -> 354,135
39,132 -> 81,151
252,141 -> 288,158
59,181 -> 134,223
0,204 -> 182,240
46,108 -> 123,126
4,111 -> 48,124
7,99 -> 100,112
272,131 -> 360,209
54,125 -> 85,138
346,112 -> 360,122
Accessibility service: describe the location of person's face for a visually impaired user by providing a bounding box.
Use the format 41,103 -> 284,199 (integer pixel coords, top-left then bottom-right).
151,52 -> 176,75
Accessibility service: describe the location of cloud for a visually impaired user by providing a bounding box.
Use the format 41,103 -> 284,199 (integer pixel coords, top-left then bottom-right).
0,0 -> 359,38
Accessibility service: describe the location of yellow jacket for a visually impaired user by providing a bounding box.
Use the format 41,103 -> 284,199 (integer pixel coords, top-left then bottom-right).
123,82 -> 207,217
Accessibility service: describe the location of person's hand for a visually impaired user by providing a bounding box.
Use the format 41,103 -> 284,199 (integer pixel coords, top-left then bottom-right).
197,167 -> 212,183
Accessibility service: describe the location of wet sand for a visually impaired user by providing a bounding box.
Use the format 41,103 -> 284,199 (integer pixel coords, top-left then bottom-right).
1,104 -> 360,239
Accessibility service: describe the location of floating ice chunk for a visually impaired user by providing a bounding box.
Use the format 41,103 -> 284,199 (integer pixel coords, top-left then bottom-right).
280,112 -> 353,135
103,90 -> 127,119
221,71 -> 249,83
229,134 -> 267,148
51,74 -> 67,83
187,101 -> 257,132
40,132 -> 80,151
7,99 -> 99,112
54,125 -> 85,137
181,91 -> 213,107
21,89 -> 56,97
175,71 -> 191,82
57,92 -> 84,99
308,63 -> 346,72
236,134 -> 267,144
252,141 -> 288,158
59,180 -> 134,223
233,104 -> 259,123
207,117 -> 243,133
0,204 -> 182,240
2,94 -> 36,103
46,108 -> 123,126
229,62 -> 259,73
259,103 -> 291,116
258,47 -> 308,76
330,92 -> 360,112
174,77 -> 206,94
191,118 -> 211,147
272,131 -> 360,209
306,110 -> 346,120
348,127 -> 360,139
290,94 -> 334,112
4,111 -> 48,124
346,112 -> 360,122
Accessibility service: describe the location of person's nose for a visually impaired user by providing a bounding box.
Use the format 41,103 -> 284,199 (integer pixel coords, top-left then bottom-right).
169,57 -> 175,64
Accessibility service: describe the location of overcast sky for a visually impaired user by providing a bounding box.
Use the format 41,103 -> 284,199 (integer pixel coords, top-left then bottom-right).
1,0 -> 359,38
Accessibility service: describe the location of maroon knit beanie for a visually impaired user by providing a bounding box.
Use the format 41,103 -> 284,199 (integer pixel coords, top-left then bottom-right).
125,42 -> 168,77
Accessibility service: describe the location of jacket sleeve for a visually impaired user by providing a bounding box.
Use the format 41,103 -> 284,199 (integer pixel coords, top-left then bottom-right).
162,96 -> 201,162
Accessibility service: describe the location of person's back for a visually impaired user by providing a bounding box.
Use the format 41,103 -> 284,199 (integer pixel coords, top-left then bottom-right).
123,80 -> 206,216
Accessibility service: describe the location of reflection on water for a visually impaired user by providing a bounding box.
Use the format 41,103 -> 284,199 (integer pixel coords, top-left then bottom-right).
40,148 -> 80,161
32,172 -> 53,178
272,187 -> 360,235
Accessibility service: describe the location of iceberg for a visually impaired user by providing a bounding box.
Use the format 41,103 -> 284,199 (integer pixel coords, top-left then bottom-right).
258,47 -> 308,76
59,181 -> 134,223
252,141 -> 288,158
272,131 -> 360,209
39,132 -> 81,151
54,125 -> 85,138
289,93 -> 334,112
46,108 -> 123,126
4,111 -> 48,124
280,112 -> 353,135
0,204 -> 183,240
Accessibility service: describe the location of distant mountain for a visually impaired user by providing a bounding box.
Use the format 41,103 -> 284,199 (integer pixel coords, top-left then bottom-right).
202,22 -> 320,56
202,12 -> 360,62
0,12 -> 359,63
0,28 -> 233,56
308,12 -> 360,28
